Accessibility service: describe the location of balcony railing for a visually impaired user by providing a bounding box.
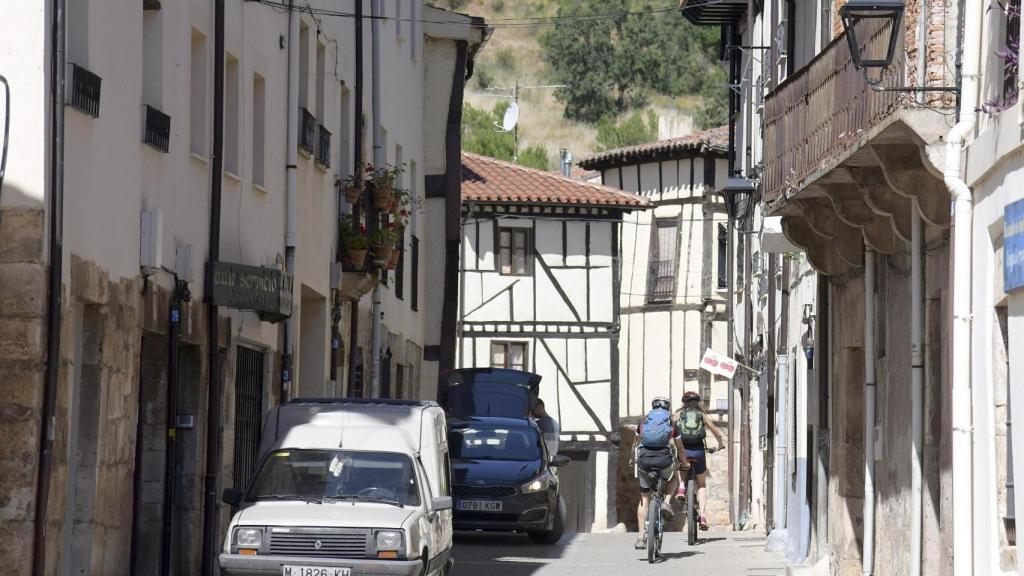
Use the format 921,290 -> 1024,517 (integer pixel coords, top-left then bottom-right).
142,105 -> 170,152
316,124 -> 331,168
69,63 -> 102,117
299,108 -> 316,155
647,259 -> 677,303
762,21 -> 907,204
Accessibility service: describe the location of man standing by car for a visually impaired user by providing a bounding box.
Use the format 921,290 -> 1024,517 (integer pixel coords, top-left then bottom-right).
531,399 -> 560,459
630,396 -> 684,549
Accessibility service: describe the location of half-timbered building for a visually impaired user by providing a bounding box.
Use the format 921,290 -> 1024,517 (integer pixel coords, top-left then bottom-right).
457,152 -> 648,532
579,128 -> 734,528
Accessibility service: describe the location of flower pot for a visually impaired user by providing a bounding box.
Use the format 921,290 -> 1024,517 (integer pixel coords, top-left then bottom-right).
347,248 -> 368,269
344,186 -> 362,204
371,186 -> 393,210
370,240 -> 393,264
387,249 -> 401,270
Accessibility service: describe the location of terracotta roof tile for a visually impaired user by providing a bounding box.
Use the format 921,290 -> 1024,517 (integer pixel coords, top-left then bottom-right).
578,125 -> 729,170
461,152 -> 648,209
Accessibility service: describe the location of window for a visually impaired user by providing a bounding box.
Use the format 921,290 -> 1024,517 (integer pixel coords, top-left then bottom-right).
1004,0 -> 1021,108
190,30 -> 207,155
717,223 -> 728,289
395,0 -> 402,39
252,74 -> 266,187
411,236 -> 420,311
410,1 -> 418,59
491,341 -> 528,371
316,41 -> 325,120
225,54 -> 239,174
233,345 -> 265,489
395,240 -> 405,300
299,22 -> 309,109
142,9 -> 162,108
647,218 -> 678,303
499,228 -> 532,276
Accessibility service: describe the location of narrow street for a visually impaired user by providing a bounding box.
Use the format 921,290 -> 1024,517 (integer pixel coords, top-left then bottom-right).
452,531 -> 786,576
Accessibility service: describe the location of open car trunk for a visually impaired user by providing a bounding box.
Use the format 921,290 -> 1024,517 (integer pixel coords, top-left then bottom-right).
438,368 -> 541,419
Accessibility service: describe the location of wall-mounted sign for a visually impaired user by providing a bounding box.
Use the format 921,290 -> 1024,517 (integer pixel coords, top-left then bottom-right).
205,261 -> 293,322
699,348 -> 738,380
1007,198 -> 1024,293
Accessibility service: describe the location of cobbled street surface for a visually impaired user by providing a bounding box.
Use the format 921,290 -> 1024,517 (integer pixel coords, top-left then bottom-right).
452,530 -> 787,576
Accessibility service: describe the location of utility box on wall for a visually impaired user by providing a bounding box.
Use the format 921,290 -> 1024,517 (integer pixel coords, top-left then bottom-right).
140,208 -> 162,275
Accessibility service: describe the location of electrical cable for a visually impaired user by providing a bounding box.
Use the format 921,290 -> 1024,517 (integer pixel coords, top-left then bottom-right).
250,0 -> 720,29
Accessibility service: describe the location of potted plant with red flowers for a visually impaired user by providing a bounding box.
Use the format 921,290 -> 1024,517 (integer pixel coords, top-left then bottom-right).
369,222 -> 400,266
366,162 -> 404,210
340,215 -> 369,269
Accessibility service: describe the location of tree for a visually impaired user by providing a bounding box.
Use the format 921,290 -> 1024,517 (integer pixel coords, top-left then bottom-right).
539,0 -> 725,124
595,110 -> 658,151
462,102 -> 550,171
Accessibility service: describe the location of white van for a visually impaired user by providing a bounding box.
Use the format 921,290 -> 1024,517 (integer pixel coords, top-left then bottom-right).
219,399 -> 454,576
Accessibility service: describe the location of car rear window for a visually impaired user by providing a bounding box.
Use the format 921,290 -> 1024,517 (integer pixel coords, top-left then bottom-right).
448,425 -> 541,462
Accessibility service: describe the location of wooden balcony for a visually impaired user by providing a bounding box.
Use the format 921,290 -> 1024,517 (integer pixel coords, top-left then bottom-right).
763,20 -> 925,205
762,21 -> 956,276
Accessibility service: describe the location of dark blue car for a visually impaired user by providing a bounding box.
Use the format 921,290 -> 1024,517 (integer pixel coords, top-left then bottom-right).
440,368 -> 569,544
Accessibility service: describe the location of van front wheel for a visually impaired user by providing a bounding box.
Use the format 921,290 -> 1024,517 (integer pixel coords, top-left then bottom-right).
528,495 -> 566,544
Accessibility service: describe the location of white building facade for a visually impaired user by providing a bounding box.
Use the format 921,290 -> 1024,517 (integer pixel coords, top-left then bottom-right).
456,152 -> 647,532
0,1 -> 485,574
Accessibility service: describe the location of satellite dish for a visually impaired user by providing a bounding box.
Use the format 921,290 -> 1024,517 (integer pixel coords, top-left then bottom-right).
502,102 -> 519,131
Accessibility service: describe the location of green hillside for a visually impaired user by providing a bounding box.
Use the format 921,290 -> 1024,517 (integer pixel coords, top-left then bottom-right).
436,0 -> 728,170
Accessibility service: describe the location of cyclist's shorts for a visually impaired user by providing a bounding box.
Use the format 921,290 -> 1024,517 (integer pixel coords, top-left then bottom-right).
683,445 -> 707,475
636,446 -> 675,492
638,464 -> 674,492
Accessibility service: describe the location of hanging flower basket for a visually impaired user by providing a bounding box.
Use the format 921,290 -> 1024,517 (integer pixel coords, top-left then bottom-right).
344,186 -> 362,204
347,248 -> 368,269
371,185 -> 393,210
386,249 -> 401,270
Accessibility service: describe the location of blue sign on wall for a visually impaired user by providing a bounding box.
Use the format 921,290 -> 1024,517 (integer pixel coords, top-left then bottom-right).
1007,198 -> 1024,293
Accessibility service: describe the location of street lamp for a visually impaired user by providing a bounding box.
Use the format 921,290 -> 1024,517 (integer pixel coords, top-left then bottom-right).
839,0 -> 958,93
839,0 -> 904,70
721,176 -> 757,230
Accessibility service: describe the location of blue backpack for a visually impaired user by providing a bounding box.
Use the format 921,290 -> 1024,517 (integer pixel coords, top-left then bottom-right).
640,408 -> 672,448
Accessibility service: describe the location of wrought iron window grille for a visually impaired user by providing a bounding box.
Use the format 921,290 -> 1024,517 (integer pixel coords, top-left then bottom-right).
299,107 -> 316,155
142,105 -> 171,153
69,63 -> 101,117
315,124 -> 331,168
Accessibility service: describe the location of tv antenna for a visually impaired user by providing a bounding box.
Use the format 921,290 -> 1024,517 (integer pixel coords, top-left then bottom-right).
482,80 -> 566,164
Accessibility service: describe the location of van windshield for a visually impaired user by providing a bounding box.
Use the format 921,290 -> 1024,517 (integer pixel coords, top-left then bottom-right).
448,425 -> 542,462
247,450 -> 420,506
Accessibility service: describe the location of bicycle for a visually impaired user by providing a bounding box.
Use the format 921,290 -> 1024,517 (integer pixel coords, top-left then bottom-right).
640,466 -> 671,563
682,445 -> 719,545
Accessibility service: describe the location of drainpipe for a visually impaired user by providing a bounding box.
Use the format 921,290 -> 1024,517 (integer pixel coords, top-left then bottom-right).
944,1 -> 981,573
200,0 -> 226,573
346,0 -> 364,397
33,0 -> 66,571
863,247 -> 876,576
910,205 -> 923,576
282,0 -> 299,401
369,0 -> 383,397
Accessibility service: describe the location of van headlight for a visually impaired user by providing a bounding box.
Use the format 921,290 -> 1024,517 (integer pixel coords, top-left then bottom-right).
375,530 -> 403,550
234,527 -> 263,547
521,473 -> 550,494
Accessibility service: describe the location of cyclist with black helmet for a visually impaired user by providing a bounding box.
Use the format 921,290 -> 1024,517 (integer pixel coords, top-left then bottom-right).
674,391 -> 725,530
630,396 -> 685,549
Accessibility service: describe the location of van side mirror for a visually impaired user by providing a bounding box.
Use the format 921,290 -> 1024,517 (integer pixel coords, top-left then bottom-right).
222,488 -> 244,507
550,455 -> 571,468
431,496 -> 453,511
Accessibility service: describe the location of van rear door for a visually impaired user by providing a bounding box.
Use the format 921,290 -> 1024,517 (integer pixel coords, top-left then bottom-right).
439,368 -> 540,419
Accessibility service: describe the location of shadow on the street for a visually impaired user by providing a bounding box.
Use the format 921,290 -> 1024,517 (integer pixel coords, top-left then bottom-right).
693,536 -> 727,545
452,531 -> 574,576
646,550 -> 702,563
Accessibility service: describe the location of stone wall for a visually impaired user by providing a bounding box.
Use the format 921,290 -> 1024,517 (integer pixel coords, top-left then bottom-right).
615,416 -> 732,532
0,207 -> 47,574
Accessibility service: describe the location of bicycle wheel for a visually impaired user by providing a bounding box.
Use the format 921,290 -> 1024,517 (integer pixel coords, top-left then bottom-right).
647,496 -> 660,563
687,473 -> 697,545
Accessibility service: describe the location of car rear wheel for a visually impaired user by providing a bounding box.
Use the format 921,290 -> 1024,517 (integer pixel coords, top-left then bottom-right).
528,495 -> 566,544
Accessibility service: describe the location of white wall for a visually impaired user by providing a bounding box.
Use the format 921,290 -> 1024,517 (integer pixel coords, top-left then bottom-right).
604,156 -> 731,418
